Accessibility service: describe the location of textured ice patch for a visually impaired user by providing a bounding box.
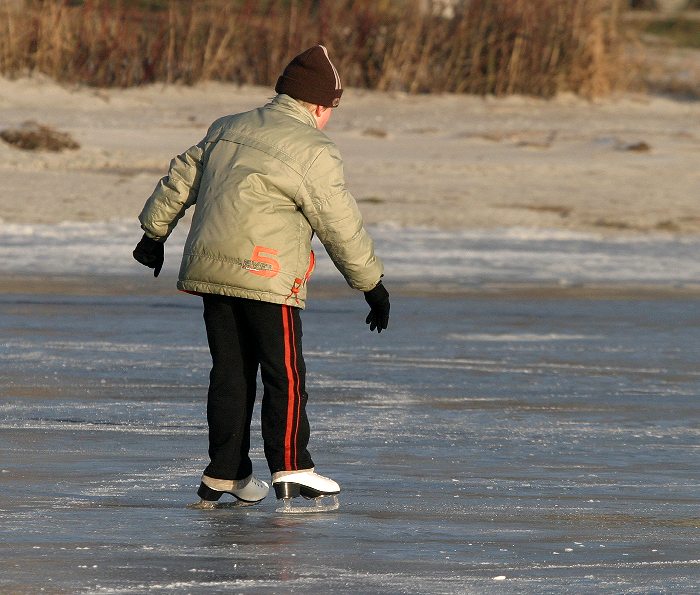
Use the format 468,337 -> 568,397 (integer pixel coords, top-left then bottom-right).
448,333 -> 602,342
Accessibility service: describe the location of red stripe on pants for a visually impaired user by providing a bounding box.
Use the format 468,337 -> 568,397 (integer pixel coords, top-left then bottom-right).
289,307 -> 302,466
282,305 -> 298,469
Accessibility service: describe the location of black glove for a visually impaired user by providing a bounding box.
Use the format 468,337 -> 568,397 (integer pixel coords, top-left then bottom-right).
364,282 -> 390,333
133,233 -> 164,277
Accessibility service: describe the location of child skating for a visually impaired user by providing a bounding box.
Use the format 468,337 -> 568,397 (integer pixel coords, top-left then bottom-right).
133,45 -> 390,512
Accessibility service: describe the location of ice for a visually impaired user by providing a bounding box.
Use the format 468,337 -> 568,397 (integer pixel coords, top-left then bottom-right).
1,229 -> 699,592
447,332 -> 602,342
186,499 -> 256,510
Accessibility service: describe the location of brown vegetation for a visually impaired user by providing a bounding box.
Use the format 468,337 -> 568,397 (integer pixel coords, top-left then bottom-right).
0,0 -> 624,98
0,121 -> 80,151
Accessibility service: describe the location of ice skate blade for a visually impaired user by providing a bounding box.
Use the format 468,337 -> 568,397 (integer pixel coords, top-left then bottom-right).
187,499 -> 258,510
275,495 -> 340,514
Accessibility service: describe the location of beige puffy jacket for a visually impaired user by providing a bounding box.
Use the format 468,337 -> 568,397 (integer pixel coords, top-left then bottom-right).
139,94 -> 383,308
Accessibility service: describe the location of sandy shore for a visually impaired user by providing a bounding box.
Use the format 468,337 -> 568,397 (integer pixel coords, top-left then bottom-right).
0,76 -> 699,235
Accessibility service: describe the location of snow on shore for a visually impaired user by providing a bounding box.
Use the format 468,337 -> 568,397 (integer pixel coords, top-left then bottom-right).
2,220 -> 700,287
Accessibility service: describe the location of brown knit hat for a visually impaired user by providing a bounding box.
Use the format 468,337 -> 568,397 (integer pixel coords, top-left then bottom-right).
275,45 -> 343,108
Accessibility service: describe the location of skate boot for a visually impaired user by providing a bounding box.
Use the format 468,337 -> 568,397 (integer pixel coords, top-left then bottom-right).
188,474 -> 269,509
272,469 -> 340,514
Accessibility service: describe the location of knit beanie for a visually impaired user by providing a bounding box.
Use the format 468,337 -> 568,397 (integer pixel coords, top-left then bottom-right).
275,45 -> 343,108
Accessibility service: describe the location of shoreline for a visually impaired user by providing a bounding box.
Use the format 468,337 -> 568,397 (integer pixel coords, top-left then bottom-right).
3,273 -> 700,300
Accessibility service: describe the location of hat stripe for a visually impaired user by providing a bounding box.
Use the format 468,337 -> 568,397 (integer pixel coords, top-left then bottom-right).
319,45 -> 341,91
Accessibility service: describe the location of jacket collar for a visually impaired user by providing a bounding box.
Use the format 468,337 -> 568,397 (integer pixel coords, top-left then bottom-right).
266,94 -> 317,128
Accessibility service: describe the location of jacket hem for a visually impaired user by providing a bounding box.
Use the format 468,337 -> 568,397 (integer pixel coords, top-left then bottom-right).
177,280 -> 306,309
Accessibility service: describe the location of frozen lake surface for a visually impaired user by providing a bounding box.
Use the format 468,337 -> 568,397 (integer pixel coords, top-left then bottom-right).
1,225 -> 699,593
2,288 -> 699,593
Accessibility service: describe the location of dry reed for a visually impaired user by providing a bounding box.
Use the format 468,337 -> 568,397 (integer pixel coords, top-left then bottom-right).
0,0 -> 624,98
0,120 -> 80,151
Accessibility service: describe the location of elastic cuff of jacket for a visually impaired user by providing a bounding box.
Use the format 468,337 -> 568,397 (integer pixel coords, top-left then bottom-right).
142,229 -> 164,242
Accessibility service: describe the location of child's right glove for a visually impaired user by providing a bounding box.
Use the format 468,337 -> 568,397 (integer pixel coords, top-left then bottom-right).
364,282 -> 390,333
133,233 -> 164,277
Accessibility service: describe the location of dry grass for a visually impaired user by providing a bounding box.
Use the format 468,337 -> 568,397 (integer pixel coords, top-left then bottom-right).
0,0 -> 625,98
0,121 -> 80,151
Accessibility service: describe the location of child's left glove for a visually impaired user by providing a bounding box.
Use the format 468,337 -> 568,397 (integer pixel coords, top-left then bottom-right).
364,281 -> 390,333
133,233 -> 164,277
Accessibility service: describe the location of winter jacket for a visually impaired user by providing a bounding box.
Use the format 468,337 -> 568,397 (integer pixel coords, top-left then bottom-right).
138,94 -> 383,308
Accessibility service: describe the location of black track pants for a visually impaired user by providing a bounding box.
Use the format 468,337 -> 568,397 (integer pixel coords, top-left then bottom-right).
201,294 -> 313,479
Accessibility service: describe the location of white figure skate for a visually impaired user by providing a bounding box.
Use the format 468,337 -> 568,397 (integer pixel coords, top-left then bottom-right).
188,474 -> 269,509
272,469 -> 340,514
